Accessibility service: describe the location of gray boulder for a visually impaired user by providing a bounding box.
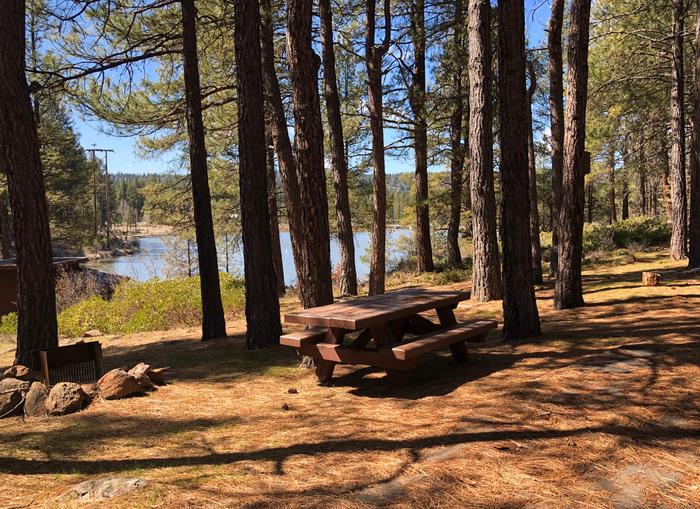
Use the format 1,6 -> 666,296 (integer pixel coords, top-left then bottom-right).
62,477 -> 146,502
0,378 -> 30,418
23,382 -> 49,418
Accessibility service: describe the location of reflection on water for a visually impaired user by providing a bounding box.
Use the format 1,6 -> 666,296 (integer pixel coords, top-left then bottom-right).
86,229 -> 413,285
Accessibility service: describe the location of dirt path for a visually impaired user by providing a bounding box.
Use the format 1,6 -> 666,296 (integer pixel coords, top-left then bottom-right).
0,252 -> 698,508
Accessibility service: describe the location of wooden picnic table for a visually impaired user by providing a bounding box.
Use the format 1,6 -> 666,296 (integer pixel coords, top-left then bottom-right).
281,287 -> 498,384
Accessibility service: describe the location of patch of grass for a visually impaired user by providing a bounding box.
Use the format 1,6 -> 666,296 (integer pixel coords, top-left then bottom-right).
0,273 -> 246,339
59,273 -> 245,337
0,312 -> 17,338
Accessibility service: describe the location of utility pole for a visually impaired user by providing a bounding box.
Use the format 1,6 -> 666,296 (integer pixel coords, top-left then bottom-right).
85,147 -> 114,248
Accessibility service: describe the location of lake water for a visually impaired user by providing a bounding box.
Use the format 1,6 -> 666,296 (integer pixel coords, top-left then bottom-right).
86,229 -> 413,285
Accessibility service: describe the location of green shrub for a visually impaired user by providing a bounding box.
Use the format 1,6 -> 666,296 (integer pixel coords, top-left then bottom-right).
0,313 -> 17,337
582,217 -> 670,254
0,274 -> 245,339
58,273 -> 245,337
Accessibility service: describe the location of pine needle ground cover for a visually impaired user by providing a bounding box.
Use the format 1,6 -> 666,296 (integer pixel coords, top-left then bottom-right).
0,252 -> 698,508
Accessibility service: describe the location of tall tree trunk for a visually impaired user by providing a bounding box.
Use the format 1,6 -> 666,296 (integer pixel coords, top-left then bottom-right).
265,128 -> 286,295
447,0 -> 465,268
366,0 -> 391,295
621,179 -> 629,219
468,0 -> 502,301
234,0 -> 282,348
554,0 -> 591,310
638,141 -> 647,216
548,0 -> 565,277
181,0 -> 227,340
409,0 -> 434,273
0,0 -> 58,365
0,190 -> 11,259
286,0 -> 334,307
652,175 -> 659,217
690,128 -> 700,267
670,0 -> 687,260
608,142 -> 616,223
498,0 -> 541,338
690,0 -> 700,269
261,0 -> 320,307
319,0 -> 358,295
587,180 -> 593,223
527,60 -> 543,285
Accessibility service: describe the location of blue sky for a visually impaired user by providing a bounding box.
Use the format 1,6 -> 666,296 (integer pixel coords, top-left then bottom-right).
73,0 -> 550,175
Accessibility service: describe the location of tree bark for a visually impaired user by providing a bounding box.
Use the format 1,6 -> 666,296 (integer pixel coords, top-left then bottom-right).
366,0 -> 391,295
181,0 -> 227,340
319,0 -> 358,295
468,0 -> 502,301
670,0 -> 687,260
447,0 -> 465,268
690,0 -> 700,269
0,190 -> 12,259
608,142 -> 616,223
548,0 -> 565,277
260,0 -> 303,283
638,140 -> 647,216
286,0 -> 334,307
690,129 -> 700,267
234,0 -> 282,348
261,0 -> 329,309
527,60 -> 543,285
587,180 -> 593,223
498,0 -> 541,338
0,0 -> 58,365
554,0 -> 591,310
409,0 -> 434,273
265,127 -> 286,295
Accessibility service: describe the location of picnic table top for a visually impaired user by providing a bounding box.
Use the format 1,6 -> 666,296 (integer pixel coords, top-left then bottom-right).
284,287 -> 470,330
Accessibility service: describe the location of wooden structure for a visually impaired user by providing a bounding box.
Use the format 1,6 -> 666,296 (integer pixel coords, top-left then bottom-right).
31,341 -> 104,387
0,257 -> 88,317
282,288 -> 498,384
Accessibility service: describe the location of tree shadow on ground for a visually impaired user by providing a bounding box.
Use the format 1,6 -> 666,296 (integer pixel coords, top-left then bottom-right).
101,334 -> 301,385
330,350 -> 519,399
1,419 -> 696,476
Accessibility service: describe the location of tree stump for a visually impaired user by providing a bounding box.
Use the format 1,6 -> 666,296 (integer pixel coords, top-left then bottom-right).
642,272 -> 661,286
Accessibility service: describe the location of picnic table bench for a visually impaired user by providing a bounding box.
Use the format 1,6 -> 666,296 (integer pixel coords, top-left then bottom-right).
281,287 -> 498,384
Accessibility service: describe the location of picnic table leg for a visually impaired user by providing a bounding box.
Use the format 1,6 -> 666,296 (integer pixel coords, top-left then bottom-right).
314,361 -> 335,384
436,305 -> 469,364
370,323 -> 414,384
314,328 -> 345,384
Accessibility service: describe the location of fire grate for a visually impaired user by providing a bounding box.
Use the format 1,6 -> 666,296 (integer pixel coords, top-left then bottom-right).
31,341 -> 104,387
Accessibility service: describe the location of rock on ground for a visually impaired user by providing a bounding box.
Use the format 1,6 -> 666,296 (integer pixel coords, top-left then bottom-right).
2,365 -> 36,382
46,382 -> 87,416
23,382 -> 49,418
129,362 -> 167,386
128,363 -> 159,391
146,367 -> 168,386
62,477 -> 146,502
0,378 -> 31,418
97,369 -> 142,400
